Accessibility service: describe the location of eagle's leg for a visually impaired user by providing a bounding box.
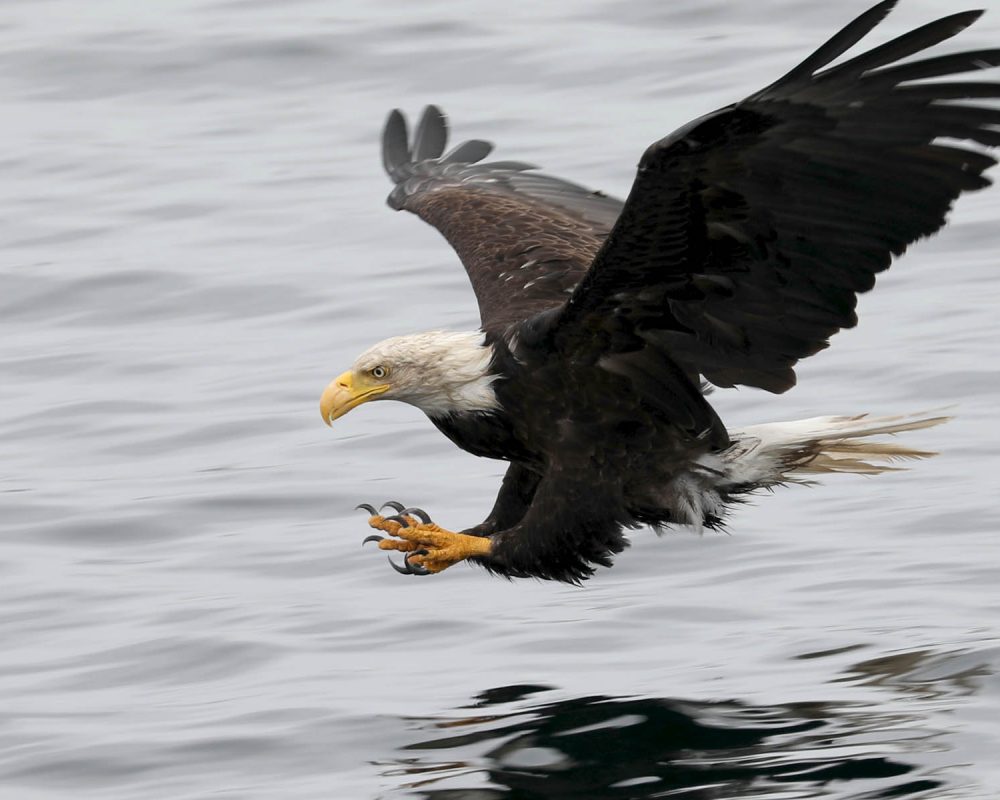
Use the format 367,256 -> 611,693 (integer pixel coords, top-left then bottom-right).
461,463 -> 542,537
360,506 -> 492,575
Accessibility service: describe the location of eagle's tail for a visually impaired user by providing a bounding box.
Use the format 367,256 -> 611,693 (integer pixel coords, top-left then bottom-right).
662,411 -> 948,530
721,410 -> 950,486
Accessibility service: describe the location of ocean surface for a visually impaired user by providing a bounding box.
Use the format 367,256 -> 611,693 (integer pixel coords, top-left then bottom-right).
3,1 -> 1000,797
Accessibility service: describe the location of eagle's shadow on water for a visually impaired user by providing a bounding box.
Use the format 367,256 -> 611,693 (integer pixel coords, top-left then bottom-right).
380,682 -> 946,800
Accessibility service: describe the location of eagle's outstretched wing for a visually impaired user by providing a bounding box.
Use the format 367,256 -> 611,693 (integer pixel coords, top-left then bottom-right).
552,0 -> 1000,392
381,106 -> 624,330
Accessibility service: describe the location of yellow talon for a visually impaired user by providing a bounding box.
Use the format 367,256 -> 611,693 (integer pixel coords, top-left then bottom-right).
364,513 -> 492,573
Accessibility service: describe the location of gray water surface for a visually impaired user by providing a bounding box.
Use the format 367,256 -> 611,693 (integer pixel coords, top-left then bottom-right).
3,1 -> 1000,798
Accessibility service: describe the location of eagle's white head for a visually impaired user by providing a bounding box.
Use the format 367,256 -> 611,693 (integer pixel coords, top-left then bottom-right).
320,330 -> 500,424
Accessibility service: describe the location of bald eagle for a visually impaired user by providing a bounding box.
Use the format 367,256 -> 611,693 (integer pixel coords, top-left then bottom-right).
321,0 -> 999,582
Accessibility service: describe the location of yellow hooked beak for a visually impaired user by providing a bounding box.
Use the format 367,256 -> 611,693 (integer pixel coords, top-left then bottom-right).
320,370 -> 390,425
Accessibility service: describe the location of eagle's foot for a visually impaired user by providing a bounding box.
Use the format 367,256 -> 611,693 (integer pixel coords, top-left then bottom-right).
357,502 -> 491,575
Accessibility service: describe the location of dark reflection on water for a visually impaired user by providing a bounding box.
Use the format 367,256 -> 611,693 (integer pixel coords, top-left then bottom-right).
387,684 -> 941,800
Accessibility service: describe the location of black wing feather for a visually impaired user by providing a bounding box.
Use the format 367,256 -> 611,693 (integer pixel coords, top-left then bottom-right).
381,109 -> 411,183
411,105 -> 448,162
762,0 -> 897,89
869,48 -> 1000,82
807,10 -> 984,80
441,139 -> 494,164
553,3 -> 1000,393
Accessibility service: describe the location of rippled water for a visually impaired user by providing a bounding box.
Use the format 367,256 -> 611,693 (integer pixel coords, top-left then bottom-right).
3,1 -> 1000,797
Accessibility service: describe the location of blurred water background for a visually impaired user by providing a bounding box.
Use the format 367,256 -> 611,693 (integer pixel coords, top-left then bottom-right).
2,0 -> 1000,797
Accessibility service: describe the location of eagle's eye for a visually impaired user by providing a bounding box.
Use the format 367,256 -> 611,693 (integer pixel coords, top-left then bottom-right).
371,365 -> 388,380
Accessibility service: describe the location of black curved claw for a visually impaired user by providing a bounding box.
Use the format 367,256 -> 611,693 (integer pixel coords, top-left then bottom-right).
355,503 -> 378,516
380,500 -> 405,513
383,513 -> 410,528
387,552 -> 431,576
404,552 -> 429,576
401,507 -> 432,524
388,555 -> 412,575
362,534 -> 384,547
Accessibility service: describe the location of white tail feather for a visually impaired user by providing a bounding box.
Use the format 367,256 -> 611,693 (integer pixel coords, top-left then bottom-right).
722,411 -> 950,486
663,411 -> 948,529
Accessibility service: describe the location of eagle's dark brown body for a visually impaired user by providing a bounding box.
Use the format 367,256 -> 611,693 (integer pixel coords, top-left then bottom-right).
429,334 -> 728,579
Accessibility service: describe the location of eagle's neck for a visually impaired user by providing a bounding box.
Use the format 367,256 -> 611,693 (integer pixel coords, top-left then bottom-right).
404,330 -> 501,419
